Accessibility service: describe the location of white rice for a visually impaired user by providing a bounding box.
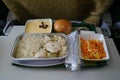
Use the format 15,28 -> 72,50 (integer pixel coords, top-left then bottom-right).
16,34 -> 67,58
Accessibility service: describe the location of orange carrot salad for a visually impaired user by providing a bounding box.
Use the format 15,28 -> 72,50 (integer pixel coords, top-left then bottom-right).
80,37 -> 106,59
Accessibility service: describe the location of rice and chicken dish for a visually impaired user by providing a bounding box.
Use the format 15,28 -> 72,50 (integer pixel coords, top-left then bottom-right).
16,34 -> 67,58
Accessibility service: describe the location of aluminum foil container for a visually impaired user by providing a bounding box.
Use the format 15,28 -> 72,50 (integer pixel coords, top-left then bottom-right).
11,33 -> 69,66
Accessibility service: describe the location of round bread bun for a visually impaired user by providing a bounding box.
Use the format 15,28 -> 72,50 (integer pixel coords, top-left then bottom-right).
54,19 -> 72,34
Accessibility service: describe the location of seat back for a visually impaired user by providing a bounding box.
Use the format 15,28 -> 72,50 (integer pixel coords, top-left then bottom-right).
3,0 -> 95,24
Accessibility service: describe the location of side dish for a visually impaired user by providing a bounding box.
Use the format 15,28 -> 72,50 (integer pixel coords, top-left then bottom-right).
80,37 -> 106,59
25,19 -> 52,33
53,19 -> 72,34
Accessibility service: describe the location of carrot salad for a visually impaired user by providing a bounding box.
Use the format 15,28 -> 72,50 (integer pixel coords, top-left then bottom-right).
80,37 -> 106,59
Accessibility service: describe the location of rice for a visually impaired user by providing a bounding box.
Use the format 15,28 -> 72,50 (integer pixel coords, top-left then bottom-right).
16,34 -> 67,58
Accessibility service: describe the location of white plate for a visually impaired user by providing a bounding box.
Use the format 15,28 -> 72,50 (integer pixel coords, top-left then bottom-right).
79,33 -> 109,61
80,30 -> 95,34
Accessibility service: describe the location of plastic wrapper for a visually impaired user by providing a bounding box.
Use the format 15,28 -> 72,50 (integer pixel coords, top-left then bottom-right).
65,30 -> 81,71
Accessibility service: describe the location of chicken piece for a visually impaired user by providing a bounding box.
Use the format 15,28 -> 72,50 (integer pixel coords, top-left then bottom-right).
44,41 -> 62,53
34,49 -> 47,58
44,35 -> 51,43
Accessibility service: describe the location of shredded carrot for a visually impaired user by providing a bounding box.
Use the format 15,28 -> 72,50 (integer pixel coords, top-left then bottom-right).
80,37 -> 106,59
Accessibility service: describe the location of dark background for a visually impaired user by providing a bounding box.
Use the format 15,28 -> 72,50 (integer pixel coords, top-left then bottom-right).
109,0 -> 120,53
0,0 -> 8,35
110,0 -> 120,24
0,0 -> 8,21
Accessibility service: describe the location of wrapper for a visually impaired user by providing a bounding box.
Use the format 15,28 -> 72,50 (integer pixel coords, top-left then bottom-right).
65,30 -> 81,71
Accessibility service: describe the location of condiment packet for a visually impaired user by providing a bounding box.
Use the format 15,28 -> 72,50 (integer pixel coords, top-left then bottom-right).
65,30 -> 81,71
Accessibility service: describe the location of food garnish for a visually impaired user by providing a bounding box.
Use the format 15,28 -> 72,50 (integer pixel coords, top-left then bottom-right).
39,21 -> 48,29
